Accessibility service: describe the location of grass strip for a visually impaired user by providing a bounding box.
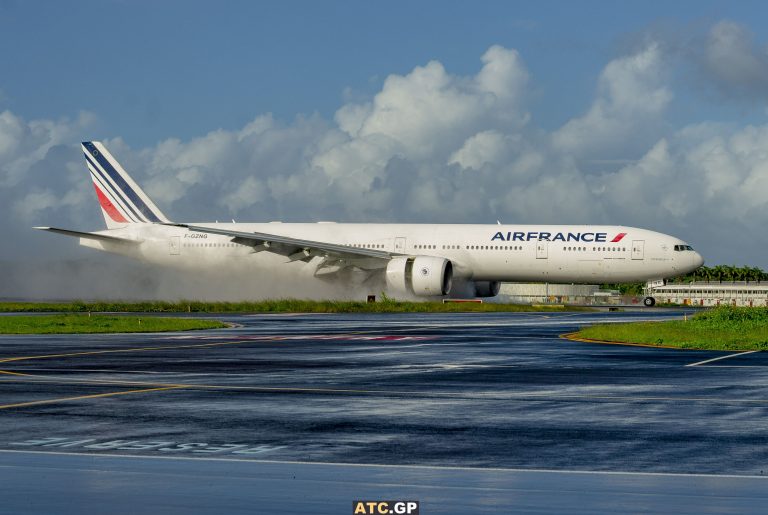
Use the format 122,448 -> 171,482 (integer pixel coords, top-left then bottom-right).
574,306 -> 768,351
0,300 -> 588,314
0,314 -> 227,334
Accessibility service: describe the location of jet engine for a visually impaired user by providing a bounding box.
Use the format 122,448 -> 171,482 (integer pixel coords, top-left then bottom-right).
385,256 -> 453,297
472,280 -> 501,298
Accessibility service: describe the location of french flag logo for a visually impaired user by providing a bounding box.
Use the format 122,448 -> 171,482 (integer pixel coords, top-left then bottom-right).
93,183 -> 128,223
611,232 -> 627,243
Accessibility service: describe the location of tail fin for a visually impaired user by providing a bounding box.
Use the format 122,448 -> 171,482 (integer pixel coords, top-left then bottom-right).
82,141 -> 170,228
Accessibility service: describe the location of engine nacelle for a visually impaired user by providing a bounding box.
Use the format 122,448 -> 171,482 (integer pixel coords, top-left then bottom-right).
385,256 -> 453,297
473,280 -> 501,298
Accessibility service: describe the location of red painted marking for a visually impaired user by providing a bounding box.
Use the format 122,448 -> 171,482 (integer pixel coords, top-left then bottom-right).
232,335 -> 435,342
170,334 -> 436,342
611,232 -> 627,243
93,183 -> 128,223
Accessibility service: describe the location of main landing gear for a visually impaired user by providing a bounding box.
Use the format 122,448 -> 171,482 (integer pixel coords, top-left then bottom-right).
643,296 -> 656,307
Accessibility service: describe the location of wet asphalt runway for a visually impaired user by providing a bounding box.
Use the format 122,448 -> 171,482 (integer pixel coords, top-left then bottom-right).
1,310 -> 767,513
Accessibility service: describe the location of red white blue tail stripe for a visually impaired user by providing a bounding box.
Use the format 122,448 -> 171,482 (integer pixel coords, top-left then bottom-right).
82,141 -> 169,228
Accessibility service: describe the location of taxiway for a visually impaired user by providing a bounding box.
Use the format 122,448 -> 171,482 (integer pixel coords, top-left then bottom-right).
1,310 -> 766,513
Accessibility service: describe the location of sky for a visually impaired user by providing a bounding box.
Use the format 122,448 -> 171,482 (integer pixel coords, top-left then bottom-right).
2,0 -> 768,297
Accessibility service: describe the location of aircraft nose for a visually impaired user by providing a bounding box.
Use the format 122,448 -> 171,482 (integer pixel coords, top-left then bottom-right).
692,252 -> 704,269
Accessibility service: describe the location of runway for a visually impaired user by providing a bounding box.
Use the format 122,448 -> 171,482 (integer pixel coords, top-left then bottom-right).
1,310 -> 767,513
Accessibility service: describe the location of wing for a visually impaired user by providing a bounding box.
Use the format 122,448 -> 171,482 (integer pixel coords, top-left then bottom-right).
166,223 -> 395,271
34,226 -> 140,244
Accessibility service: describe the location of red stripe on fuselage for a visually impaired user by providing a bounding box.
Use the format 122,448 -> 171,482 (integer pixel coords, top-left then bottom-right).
93,183 -> 128,223
611,232 -> 627,243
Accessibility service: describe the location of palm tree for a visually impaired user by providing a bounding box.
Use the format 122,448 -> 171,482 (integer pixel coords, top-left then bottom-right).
744,266 -> 760,284
698,265 -> 713,283
752,266 -> 766,284
712,265 -> 726,284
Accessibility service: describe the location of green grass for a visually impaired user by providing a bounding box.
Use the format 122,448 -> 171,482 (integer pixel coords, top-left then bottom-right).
0,314 -> 227,334
574,306 -> 768,351
0,300 -> 588,314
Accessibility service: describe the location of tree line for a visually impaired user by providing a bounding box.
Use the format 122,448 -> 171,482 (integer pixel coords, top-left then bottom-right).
679,265 -> 767,284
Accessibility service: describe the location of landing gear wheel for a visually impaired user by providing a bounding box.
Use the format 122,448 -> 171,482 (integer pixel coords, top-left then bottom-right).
643,296 -> 656,307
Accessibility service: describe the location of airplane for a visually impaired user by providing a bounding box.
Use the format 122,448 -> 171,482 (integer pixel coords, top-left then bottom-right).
35,141 -> 704,306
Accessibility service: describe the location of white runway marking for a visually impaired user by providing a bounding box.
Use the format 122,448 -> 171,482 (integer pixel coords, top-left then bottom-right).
0,448 -> 767,479
686,350 -> 760,367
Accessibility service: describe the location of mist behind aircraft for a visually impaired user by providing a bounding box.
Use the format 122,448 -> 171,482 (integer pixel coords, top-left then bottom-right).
0,257 -> 352,302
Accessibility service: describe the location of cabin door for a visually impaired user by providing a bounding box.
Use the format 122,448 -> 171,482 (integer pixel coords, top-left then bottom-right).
393,237 -> 406,253
631,240 -> 644,260
536,241 -> 548,259
169,236 -> 180,255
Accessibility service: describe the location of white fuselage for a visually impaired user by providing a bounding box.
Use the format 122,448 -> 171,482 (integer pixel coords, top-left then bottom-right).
81,222 -> 704,285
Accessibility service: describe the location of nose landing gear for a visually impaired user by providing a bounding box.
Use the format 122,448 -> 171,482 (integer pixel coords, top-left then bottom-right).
643,279 -> 663,308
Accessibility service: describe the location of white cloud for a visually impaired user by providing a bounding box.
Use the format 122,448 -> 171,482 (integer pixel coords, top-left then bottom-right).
339,45 -> 530,163
608,122 -> 768,228
0,110 -> 94,187
702,20 -> 768,100
448,130 -> 510,170
220,176 -> 266,213
13,189 -> 59,219
552,43 -> 671,161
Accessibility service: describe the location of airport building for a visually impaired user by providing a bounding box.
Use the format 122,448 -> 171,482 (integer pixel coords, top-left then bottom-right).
498,283 -> 621,305
649,282 -> 768,307
498,281 -> 768,307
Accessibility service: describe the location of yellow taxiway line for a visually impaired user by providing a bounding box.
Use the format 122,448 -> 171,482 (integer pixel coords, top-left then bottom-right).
0,338 -> 267,409
0,385 -> 188,410
560,332 -> 692,349
0,338 -> 282,365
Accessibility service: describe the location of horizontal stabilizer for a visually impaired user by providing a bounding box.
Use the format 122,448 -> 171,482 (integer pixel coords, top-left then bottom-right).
33,227 -> 140,244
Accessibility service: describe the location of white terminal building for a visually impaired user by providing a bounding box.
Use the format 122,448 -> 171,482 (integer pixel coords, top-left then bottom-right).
498,283 -> 621,305
648,282 -> 768,307
498,282 -> 768,307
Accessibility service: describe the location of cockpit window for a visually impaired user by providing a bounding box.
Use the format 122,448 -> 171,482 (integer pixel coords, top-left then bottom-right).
674,244 -> 695,251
